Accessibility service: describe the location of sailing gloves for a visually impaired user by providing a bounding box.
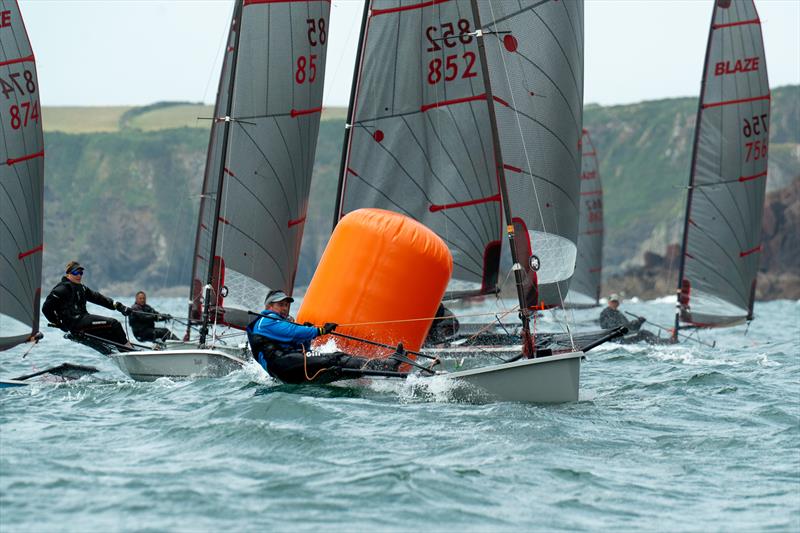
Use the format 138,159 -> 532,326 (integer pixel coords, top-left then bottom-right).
114,301 -> 132,316
318,322 -> 337,335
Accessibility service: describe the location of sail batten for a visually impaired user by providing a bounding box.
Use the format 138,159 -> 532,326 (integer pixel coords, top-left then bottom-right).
676,0 -> 769,329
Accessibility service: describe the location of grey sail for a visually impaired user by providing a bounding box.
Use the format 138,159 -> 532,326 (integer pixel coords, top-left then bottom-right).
335,0 -> 503,298
676,0 -> 769,329
566,128 -> 602,308
475,0 -> 584,309
189,0 -> 330,329
0,0 -> 43,351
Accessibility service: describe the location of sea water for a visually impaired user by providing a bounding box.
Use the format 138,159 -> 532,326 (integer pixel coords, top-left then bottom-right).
1,298 -> 798,531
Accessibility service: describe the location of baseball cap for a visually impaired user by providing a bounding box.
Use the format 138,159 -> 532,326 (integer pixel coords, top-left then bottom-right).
265,290 -> 294,305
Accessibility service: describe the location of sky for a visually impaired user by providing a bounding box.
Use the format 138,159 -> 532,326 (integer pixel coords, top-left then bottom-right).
20,0 -> 800,108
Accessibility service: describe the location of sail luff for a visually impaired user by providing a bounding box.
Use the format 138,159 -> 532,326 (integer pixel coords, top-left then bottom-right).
186,2 -> 239,339
468,0 -> 533,350
0,0 -> 44,351
333,0 -> 372,231
674,3 -> 717,340
199,0 -> 245,345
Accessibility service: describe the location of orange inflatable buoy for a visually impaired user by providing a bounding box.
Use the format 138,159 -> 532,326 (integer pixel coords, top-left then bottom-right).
297,208 -> 452,358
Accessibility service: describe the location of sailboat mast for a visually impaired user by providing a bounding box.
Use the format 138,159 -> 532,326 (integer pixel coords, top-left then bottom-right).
332,0 -> 371,231
199,0 -> 244,346
673,4 -> 718,342
469,0 -> 535,356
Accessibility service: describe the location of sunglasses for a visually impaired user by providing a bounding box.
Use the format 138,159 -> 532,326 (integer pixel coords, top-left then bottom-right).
70,269 -> 85,276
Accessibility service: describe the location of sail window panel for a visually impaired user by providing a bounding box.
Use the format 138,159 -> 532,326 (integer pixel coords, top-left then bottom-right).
680,0 -> 768,326
0,0 -> 43,349
341,1 -> 502,293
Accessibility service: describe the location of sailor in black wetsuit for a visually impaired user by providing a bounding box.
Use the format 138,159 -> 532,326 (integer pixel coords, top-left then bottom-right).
129,291 -> 177,343
247,290 -> 402,384
41,261 -> 133,350
424,303 -> 460,345
599,294 -> 659,344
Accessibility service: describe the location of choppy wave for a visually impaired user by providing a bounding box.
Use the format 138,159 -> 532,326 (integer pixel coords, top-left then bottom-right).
1,299 -> 798,531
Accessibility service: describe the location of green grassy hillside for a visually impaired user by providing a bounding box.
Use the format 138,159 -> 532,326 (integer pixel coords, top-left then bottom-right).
39,86 -> 799,294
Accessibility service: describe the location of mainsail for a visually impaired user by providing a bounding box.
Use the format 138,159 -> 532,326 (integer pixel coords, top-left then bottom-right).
474,0 -> 583,308
188,0 -> 330,335
0,0 -> 44,351
566,128 -> 602,307
334,1 -> 502,298
335,0 -> 583,310
675,0 -> 769,331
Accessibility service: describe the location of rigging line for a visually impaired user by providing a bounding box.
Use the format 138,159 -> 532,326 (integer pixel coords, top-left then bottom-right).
336,308 -> 520,328
486,0 -> 576,350
201,1 -> 236,108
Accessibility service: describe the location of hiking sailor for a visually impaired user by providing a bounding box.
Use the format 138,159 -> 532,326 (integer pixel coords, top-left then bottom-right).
41,261 -> 134,349
247,289 -> 402,384
425,303 -> 460,344
599,294 -> 659,344
129,291 -> 177,343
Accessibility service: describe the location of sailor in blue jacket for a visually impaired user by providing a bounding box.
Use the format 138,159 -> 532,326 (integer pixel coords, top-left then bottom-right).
247,289 -> 401,384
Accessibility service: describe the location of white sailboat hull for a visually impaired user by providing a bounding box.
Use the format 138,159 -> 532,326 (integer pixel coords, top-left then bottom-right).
111,347 -> 248,382
443,351 -> 582,403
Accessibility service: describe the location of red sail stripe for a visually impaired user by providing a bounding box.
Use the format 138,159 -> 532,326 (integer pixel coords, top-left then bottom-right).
492,96 -> 510,108
702,94 -> 770,109
503,163 -> 522,173
6,150 -> 44,166
290,106 -> 322,118
224,167 -> 237,177
739,245 -> 761,258
346,167 -> 359,177
421,94 -> 487,113
244,0 -> 330,5
429,193 -> 501,212
372,0 -> 450,16
200,223 -> 209,230
712,18 -> 759,30
582,151 -> 596,156
685,252 -> 695,259
739,171 -> 767,182
583,229 -> 603,235
287,215 -> 306,228
580,190 -> 601,196
218,216 -> 231,225
0,54 -> 34,67
18,244 -> 43,260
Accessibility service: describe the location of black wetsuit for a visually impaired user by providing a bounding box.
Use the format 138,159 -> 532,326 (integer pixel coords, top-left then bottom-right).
425,304 -> 460,344
599,307 -> 660,344
42,277 -> 128,346
129,303 -> 176,342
